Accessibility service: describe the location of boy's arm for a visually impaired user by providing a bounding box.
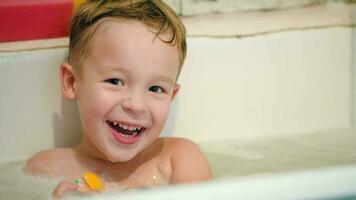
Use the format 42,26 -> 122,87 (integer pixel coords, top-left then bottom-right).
170,138 -> 212,183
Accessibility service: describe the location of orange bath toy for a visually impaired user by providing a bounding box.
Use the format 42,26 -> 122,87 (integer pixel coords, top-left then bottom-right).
83,172 -> 104,192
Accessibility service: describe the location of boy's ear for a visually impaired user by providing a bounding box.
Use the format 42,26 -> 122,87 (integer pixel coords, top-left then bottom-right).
59,63 -> 77,100
171,84 -> 180,101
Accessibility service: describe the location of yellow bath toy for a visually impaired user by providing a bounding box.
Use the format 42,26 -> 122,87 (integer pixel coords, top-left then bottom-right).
83,172 -> 104,192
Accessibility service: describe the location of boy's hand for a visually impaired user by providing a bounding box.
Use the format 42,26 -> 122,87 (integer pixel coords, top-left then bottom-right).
52,180 -> 81,198
53,173 -> 104,198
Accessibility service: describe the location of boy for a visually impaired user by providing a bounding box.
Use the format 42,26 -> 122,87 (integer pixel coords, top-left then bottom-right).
26,0 -> 212,197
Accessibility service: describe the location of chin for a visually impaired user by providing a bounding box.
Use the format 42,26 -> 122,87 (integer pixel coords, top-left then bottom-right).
106,152 -> 137,163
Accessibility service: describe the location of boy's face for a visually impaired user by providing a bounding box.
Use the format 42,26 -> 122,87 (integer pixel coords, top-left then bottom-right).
72,20 -> 180,162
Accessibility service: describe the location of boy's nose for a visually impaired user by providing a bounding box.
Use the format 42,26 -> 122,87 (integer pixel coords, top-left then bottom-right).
121,92 -> 147,114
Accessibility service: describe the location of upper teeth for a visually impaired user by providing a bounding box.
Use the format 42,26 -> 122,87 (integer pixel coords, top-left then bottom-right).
112,122 -> 142,131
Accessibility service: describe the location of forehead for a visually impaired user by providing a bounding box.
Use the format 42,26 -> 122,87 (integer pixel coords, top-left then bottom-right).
83,19 -> 180,73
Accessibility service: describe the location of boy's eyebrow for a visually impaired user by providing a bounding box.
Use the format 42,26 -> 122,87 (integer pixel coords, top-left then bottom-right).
156,76 -> 175,86
100,66 -> 128,74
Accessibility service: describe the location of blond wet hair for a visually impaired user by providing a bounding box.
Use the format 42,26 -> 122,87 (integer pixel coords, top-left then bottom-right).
68,0 -> 186,76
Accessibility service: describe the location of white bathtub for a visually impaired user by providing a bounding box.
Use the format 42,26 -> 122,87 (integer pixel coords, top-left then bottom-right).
0,4 -> 356,200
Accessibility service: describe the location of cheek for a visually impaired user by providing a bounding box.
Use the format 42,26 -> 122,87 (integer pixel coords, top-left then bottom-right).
150,100 -> 171,125
78,87 -> 115,122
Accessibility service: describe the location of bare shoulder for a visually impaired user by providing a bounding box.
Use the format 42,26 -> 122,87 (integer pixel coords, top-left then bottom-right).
26,148 -> 73,176
161,137 -> 201,154
160,137 -> 212,183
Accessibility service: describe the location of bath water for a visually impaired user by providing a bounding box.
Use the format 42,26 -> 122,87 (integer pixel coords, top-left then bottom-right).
201,128 -> 356,178
1,128 -> 355,200
0,160 -> 58,199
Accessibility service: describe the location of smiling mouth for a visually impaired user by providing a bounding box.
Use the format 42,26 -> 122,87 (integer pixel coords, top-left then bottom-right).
106,120 -> 146,137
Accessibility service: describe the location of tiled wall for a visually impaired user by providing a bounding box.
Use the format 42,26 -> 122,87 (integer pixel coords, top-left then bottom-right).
165,0 -> 354,16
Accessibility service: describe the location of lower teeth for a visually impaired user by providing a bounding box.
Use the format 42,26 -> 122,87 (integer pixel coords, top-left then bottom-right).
121,133 -> 137,137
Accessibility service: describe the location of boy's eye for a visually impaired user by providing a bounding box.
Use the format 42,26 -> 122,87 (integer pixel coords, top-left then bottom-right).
149,86 -> 165,93
105,78 -> 124,86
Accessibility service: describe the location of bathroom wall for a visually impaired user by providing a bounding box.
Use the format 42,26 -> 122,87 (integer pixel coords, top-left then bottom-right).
161,28 -> 353,142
